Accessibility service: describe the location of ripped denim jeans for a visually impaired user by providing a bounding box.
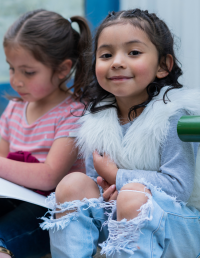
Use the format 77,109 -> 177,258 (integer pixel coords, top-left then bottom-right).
41,180 -> 200,258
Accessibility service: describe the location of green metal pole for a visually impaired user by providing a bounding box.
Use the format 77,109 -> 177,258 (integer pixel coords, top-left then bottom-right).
177,116 -> 200,142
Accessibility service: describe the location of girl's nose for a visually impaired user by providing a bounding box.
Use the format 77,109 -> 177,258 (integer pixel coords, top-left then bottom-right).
111,54 -> 126,69
12,75 -> 23,88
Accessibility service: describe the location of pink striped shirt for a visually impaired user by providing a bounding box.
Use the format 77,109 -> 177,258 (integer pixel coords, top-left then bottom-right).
0,96 -> 85,173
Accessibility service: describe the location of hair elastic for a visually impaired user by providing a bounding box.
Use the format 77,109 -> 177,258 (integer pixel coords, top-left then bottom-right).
67,18 -> 72,23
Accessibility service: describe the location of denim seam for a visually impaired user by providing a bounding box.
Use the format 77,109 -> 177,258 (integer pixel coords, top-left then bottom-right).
89,217 -> 95,257
5,227 -> 41,243
150,210 -> 165,258
166,212 -> 199,219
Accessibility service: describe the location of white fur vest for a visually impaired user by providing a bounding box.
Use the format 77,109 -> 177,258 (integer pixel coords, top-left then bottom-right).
76,86 -> 200,209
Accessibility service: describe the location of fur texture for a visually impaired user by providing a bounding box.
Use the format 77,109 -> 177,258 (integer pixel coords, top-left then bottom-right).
76,86 -> 200,209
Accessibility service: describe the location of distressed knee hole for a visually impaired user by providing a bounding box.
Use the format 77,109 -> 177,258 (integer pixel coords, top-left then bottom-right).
100,184 -> 153,256
55,172 -> 100,205
40,195 -> 104,231
117,183 -> 151,221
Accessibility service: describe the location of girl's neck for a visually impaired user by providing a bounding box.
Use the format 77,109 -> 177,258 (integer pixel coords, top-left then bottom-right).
117,107 -> 145,125
116,96 -> 147,125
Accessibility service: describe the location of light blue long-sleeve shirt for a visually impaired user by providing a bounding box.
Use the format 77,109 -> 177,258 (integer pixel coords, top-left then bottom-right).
85,110 -> 199,202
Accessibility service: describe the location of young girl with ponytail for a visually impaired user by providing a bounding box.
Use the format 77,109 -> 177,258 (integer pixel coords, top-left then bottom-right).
0,9 -> 91,258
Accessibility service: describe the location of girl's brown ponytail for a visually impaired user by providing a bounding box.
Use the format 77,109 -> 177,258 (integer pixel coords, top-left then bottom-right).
70,16 -> 92,99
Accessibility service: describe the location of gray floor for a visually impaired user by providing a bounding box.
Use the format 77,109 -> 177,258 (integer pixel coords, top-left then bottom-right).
41,247 -> 106,258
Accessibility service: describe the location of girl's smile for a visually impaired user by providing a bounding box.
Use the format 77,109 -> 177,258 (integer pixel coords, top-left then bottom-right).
96,23 -> 162,107
108,75 -> 134,81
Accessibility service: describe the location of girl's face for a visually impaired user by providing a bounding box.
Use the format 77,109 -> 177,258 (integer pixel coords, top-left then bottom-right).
4,45 -> 61,103
96,23 -> 161,105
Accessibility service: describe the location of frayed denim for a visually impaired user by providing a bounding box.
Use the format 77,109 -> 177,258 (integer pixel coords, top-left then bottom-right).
99,193 -> 153,257
41,194 -> 108,258
41,181 -> 200,258
101,180 -> 200,258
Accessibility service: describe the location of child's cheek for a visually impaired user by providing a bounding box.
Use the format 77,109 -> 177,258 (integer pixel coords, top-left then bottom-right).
30,84 -> 50,96
135,62 -> 157,80
95,63 -> 106,85
10,76 -> 14,86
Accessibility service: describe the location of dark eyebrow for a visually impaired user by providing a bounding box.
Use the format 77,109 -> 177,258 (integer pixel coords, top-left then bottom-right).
6,60 -> 34,69
19,65 -> 35,68
125,40 -> 147,46
97,40 -> 147,51
97,44 -> 112,51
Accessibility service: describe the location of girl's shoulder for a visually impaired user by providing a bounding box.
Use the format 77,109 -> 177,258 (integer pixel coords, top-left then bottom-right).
2,100 -> 26,118
62,95 -> 84,108
6,99 -> 26,108
55,95 -> 84,117
151,86 -> 200,117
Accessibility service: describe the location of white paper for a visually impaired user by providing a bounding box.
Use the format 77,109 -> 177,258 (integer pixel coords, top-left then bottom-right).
0,178 -> 51,209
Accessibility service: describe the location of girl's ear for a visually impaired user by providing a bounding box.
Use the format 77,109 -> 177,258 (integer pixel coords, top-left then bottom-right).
57,59 -> 73,79
156,54 -> 173,79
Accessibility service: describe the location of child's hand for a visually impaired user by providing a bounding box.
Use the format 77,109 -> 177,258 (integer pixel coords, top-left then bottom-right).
97,176 -> 118,202
93,151 -> 118,185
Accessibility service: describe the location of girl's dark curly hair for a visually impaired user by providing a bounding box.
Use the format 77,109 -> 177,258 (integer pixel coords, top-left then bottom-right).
81,8 -> 183,119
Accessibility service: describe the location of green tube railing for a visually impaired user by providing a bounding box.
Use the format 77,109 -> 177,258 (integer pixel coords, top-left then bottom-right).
177,116 -> 200,142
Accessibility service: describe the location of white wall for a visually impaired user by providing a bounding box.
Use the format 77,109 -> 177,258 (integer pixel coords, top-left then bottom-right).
120,0 -> 200,89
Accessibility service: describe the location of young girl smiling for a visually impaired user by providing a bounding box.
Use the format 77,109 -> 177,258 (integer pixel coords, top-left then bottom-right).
42,9 -> 200,258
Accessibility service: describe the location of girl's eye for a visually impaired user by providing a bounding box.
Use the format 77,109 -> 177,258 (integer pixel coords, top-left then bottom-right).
24,71 -> 35,76
100,53 -> 112,59
129,50 -> 141,56
9,67 -> 14,72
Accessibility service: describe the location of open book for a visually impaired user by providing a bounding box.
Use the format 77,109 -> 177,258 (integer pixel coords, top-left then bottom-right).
0,178 -> 51,209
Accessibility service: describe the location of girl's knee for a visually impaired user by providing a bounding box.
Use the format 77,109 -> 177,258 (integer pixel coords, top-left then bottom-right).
121,182 -> 151,194
117,182 -> 151,221
55,172 -> 100,203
